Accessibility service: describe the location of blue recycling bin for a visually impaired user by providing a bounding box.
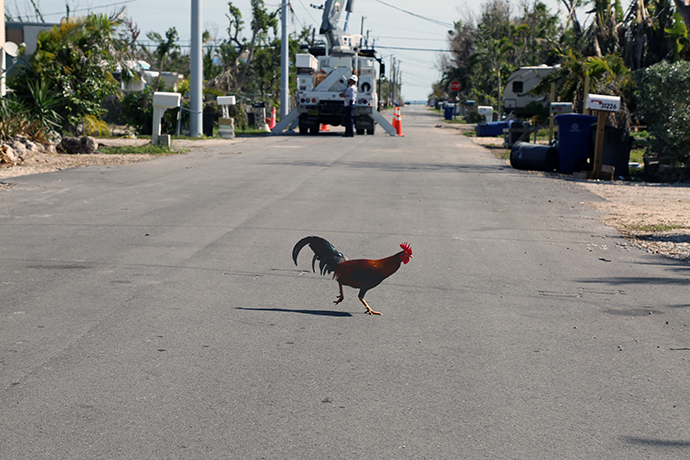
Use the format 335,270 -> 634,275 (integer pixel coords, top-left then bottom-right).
554,114 -> 598,174
476,121 -> 509,137
444,105 -> 454,120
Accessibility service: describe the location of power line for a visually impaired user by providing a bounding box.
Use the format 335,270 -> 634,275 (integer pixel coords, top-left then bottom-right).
376,45 -> 451,52
42,0 -> 138,18
371,0 -> 454,28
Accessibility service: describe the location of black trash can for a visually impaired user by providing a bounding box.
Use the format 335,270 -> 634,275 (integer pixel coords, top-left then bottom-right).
203,112 -> 215,136
510,141 -> 558,172
590,125 -> 633,177
506,119 -> 524,145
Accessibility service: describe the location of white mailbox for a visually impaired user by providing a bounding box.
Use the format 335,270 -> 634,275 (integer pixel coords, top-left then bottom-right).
477,105 -> 493,123
216,96 -> 237,139
217,96 -> 236,106
152,91 -> 181,109
550,102 -> 573,114
585,94 -> 620,112
152,92 -> 181,144
217,96 -> 236,119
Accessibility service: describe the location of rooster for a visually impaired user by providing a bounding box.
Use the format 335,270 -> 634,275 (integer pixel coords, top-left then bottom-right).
292,236 -> 413,315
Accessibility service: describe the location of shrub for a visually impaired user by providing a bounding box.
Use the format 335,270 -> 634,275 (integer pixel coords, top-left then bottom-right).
8,14 -> 122,133
121,87 -> 181,135
0,95 -> 50,142
633,61 -> 690,166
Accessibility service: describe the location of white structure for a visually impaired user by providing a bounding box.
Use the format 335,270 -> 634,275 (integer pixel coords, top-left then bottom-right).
477,106 -> 493,123
503,65 -> 557,116
189,0 -> 203,137
1,0 -> 5,97
272,0 -> 397,136
585,94 -> 621,112
152,92 -> 181,145
550,102 -> 573,114
217,96 -> 236,139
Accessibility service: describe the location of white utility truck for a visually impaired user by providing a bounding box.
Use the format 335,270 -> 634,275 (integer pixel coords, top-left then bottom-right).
272,0 -> 397,136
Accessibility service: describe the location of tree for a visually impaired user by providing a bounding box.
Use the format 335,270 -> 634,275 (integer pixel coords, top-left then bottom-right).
146,27 -> 180,91
634,60 -> 690,165
673,0 -> 690,31
236,0 -> 278,92
441,0 -> 562,106
9,13 -> 126,133
534,48 -> 633,126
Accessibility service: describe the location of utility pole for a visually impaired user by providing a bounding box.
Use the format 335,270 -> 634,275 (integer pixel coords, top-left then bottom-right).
190,0 -> 203,137
280,0 -> 289,119
391,57 -> 396,105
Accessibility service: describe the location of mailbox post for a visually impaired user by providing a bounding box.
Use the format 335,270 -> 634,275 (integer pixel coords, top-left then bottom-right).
217,96 -> 236,139
585,94 -> 620,179
152,92 -> 181,145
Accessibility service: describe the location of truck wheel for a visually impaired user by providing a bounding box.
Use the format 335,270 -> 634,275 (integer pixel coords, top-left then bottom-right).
299,123 -> 308,135
356,128 -> 365,135
309,126 -> 319,135
366,126 -> 375,135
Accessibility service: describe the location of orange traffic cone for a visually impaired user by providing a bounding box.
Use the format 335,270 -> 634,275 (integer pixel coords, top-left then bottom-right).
320,124 -> 330,132
395,107 -> 405,137
392,107 -> 399,131
268,107 -> 277,130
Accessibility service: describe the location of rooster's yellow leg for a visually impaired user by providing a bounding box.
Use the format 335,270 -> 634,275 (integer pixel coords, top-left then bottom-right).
359,297 -> 381,315
334,283 -> 345,305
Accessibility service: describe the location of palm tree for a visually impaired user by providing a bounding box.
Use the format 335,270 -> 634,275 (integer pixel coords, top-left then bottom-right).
469,35 -> 515,113
534,48 -> 632,127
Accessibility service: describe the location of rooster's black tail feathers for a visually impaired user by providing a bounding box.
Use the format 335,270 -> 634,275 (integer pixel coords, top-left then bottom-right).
292,236 -> 346,276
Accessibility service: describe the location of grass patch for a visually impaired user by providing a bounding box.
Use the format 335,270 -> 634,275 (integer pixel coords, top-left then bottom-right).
633,223 -> 685,232
99,144 -> 177,155
630,147 -> 645,165
235,127 -> 272,135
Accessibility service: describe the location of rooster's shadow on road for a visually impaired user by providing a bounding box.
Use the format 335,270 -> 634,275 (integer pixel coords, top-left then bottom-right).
236,307 -> 353,317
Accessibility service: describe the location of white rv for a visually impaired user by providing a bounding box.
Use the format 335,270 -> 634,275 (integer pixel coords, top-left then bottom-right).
503,65 -> 557,116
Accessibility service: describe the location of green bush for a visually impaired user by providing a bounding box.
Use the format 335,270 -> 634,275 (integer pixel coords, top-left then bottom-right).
121,87 -> 181,135
633,61 -> 690,166
9,14 -> 122,133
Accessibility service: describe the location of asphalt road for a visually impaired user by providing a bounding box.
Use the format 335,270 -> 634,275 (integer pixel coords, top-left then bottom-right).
2,106 -> 689,459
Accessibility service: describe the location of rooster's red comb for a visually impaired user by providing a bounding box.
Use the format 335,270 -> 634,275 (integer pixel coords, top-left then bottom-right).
400,242 -> 412,256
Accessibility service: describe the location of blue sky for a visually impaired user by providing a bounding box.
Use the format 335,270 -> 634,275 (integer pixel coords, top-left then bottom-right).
11,0 -> 575,100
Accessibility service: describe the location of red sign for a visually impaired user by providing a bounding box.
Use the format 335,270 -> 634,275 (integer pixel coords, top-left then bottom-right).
450,80 -> 461,92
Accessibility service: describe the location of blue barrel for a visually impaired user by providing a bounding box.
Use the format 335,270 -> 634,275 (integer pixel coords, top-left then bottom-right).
510,141 -> 558,172
476,121 -> 509,137
444,105 -> 454,120
554,114 -> 598,174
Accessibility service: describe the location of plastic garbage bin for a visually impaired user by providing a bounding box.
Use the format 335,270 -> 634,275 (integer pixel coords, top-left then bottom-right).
506,120 -> 524,145
554,113 -> 598,174
590,125 -> 633,177
203,112 -> 215,136
444,105 -> 454,120
510,141 -> 558,172
476,121 -> 509,137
